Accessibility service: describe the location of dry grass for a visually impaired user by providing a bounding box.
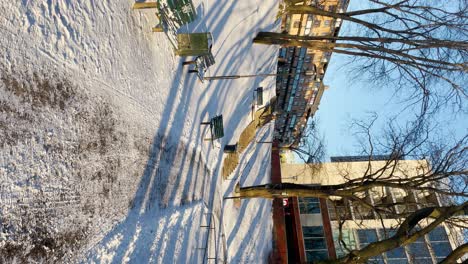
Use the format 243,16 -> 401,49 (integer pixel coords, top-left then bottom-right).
222,98 -> 276,179
222,152 -> 239,179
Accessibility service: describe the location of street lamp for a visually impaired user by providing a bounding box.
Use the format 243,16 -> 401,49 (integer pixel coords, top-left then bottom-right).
203,70 -> 315,81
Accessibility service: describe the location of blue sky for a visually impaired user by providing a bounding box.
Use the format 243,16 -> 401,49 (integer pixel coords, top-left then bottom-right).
314,1 -> 467,160
316,53 -> 467,160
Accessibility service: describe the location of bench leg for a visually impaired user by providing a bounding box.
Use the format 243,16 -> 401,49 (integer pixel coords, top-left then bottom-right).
152,26 -> 164,32
182,61 -> 197,66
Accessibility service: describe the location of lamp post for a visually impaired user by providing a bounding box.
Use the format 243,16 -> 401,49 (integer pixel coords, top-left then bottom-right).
203,69 -> 315,81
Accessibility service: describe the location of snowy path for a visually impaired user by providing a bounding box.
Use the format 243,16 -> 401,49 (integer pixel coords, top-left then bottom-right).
0,0 -> 279,263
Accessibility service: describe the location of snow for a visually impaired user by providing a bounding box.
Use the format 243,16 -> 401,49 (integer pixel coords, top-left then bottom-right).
0,0 -> 280,263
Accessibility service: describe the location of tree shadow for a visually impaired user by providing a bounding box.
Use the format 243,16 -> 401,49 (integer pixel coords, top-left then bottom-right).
83,0 -> 280,262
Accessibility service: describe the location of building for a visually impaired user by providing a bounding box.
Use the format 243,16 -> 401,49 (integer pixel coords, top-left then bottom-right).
274,0 -> 349,147
280,159 -> 463,263
330,155 -> 398,163
280,150 -> 298,164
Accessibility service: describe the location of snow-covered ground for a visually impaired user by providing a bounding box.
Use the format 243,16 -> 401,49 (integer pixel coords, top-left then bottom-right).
0,0 -> 279,263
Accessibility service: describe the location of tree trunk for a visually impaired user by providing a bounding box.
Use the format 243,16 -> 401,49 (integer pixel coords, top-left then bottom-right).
236,183 -> 344,199
439,242 -> 468,264
315,202 -> 468,264
254,33 -> 466,73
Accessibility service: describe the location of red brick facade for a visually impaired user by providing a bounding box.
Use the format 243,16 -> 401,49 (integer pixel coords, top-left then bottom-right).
269,141 -> 288,264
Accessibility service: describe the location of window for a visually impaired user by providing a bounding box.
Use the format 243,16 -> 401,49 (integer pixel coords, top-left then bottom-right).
358,230 -> 385,264
299,47 -> 307,57
304,238 -> 327,249
333,229 -> 357,258
327,199 -> 352,220
432,242 -> 452,259
306,251 -> 328,262
302,226 -> 328,262
386,247 -> 407,259
324,20 -> 331,26
314,20 -> 321,26
279,48 -> 287,58
429,227 -> 452,261
289,115 -> 297,128
328,5 -> 337,12
428,227 -> 449,241
303,226 -> 324,238
357,229 -> 378,245
407,237 -> 432,262
298,197 -> 321,214
379,229 -> 409,263
286,99 -> 294,112
293,21 -> 300,28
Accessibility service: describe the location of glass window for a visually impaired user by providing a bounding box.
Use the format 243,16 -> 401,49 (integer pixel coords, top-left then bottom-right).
300,197 -> 319,203
357,229 -> 378,245
289,115 -> 297,128
279,48 -> 287,58
368,256 -> 385,264
324,20 -> 331,26
408,241 -> 431,258
293,21 -> 300,28
303,226 -> 324,238
357,229 -> 386,263
299,47 -> 307,57
428,227 -> 449,241
332,228 -> 357,258
386,246 -> 406,259
287,99 -> 293,112
303,225 -> 328,262
299,198 -> 321,214
306,250 -> 328,262
304,238 -> 327,250
428,226 -> 452,258
431,242 -> 452,257
379,228 -> 396,239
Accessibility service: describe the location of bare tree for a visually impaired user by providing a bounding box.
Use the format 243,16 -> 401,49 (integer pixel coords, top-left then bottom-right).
278,119 -> 326,164
256,0 -> 468,110
236,116 -> 468,263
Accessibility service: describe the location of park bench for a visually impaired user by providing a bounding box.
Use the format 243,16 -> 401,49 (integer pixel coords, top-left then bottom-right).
133,1 -> 216,78
201,115 -> 224,147
256,87 -> 264,106
133,0 -> 197,49
185,52 -> 216,81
